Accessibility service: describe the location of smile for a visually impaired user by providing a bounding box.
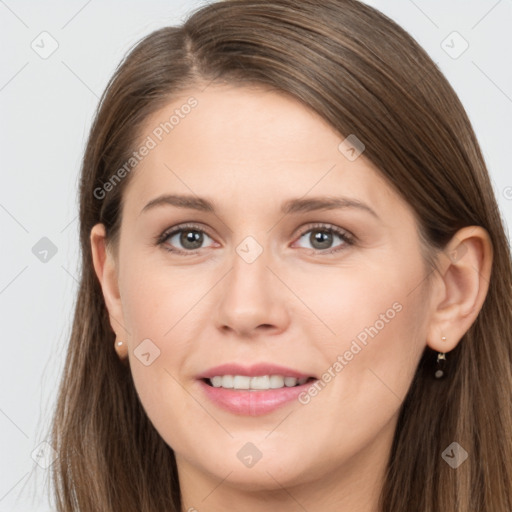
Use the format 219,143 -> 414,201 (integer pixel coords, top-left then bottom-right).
206,375 -> 315,390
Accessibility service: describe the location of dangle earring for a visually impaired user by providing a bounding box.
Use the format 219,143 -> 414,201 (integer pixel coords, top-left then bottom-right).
435,336 -> 447,378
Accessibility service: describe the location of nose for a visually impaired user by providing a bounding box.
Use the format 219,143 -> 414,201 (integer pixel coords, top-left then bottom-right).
214,243 -> 290,338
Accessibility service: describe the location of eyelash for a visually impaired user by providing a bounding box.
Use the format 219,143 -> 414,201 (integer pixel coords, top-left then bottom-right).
154,222 -> 355,256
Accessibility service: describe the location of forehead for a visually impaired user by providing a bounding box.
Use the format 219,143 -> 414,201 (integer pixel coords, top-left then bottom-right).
121,84 -> 400,218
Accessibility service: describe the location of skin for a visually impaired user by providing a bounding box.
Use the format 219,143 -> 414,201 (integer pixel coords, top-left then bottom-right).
91,83 -> 493,512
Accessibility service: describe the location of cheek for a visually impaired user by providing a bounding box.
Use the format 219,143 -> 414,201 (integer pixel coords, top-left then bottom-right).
286,271 -> 428,468
298,259 -> 424,353
118,257 -> 223,443
120,253 -> 208,340
301,259 -> 428,412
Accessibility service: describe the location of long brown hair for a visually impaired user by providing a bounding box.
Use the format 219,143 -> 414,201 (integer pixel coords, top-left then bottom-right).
49,0 -> 512,510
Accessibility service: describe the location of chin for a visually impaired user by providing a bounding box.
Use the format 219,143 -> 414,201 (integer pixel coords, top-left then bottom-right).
190,444 -> 319,491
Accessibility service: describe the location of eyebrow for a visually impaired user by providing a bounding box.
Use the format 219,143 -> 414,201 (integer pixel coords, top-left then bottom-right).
140,194 -> 379,218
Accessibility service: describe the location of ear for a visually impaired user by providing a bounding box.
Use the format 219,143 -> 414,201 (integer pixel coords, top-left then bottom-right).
90,223 -> 128,360
426,226 -> 493,353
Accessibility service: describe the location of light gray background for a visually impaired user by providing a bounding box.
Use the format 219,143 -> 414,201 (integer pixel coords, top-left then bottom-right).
1,1 -> 510,510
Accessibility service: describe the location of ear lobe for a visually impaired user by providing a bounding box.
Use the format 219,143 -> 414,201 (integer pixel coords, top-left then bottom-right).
426,226 -> 493,353
90,223 -> 125,338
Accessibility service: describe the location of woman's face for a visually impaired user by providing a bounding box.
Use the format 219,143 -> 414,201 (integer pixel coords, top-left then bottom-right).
102,84 -> 436,496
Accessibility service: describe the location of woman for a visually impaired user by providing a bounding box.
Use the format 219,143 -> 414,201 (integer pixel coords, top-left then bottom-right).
50,0 -> 512,510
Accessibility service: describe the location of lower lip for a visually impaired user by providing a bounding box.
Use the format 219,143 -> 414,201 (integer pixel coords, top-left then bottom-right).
197,379 -> 316,416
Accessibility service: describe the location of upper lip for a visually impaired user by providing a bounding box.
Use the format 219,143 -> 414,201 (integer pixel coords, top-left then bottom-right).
198,363 -> 317,380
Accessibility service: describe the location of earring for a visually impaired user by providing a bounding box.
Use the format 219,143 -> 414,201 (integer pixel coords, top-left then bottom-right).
114,339 -> 124,356
435,352 -> 446,378
114,339 -> 129,366
434,336 -> 447,378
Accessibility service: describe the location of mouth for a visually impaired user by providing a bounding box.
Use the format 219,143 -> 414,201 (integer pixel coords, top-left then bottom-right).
201,375 -> 318,391
198,375 -> 319,416
196,363 -> 319,415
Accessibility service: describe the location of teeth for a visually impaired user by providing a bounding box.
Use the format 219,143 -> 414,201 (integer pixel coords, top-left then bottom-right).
251,375 -> 270,389
233,375 -> 250,389
208,375 -> 310,390
221,375 -> 234,388
284,376 -> 297,387
270,375 -> 285,388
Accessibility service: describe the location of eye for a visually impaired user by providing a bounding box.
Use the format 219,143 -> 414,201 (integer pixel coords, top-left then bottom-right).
155,222 -> 354,256
293,223 -> 354,254
156,223 -> 216,255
